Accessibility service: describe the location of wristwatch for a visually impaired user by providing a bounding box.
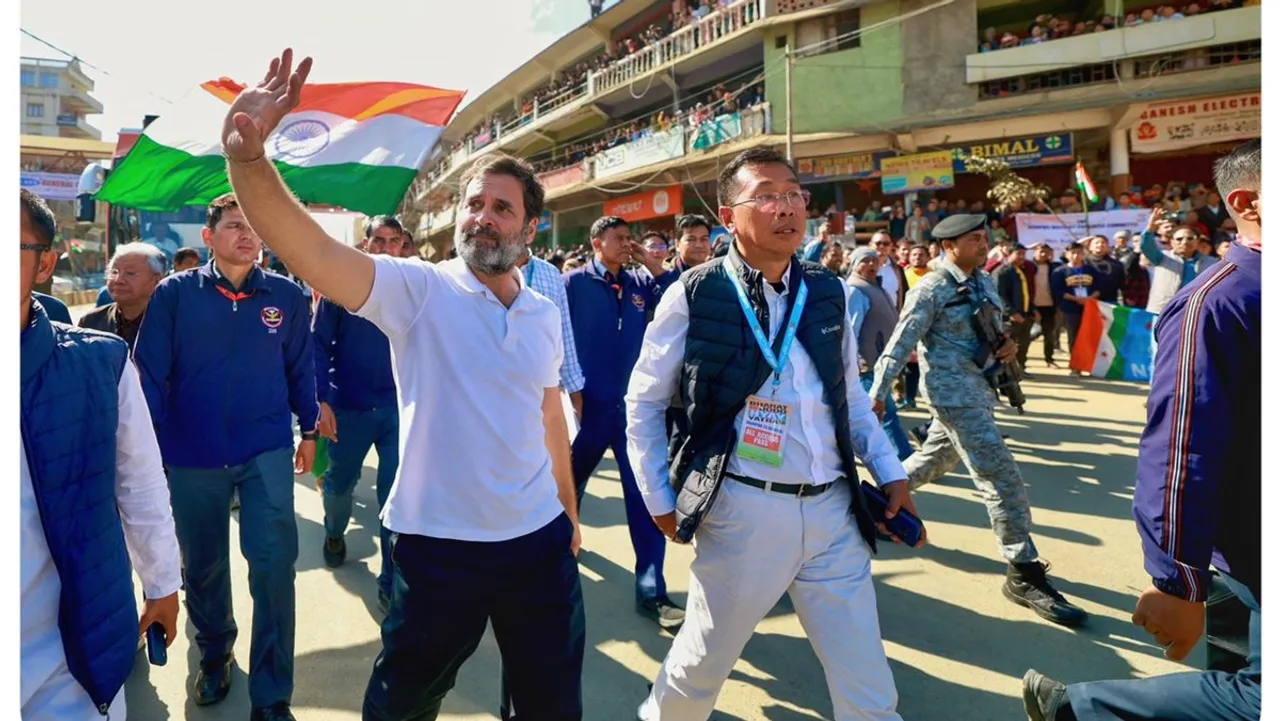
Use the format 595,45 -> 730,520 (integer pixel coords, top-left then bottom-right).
300,430 -> 318,442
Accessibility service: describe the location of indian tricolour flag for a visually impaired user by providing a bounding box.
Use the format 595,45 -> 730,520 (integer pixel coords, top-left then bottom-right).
1074,161 -> 1098,204
97,79 -> 465,216
1069,299 -> 1157,381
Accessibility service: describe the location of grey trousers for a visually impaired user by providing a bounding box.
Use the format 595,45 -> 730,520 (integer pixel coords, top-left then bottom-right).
902,405 -> 1038,564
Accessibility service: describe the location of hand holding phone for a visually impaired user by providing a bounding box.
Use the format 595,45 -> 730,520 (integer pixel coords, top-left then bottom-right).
146,622 -> 167,666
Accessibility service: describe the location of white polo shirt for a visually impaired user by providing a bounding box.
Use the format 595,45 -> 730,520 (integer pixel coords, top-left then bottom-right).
356,255 -> 566,542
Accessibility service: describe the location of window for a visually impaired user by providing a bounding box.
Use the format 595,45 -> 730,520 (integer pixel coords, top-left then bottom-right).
26,103 -> 45,118
795,8 -> 862,57
39,73 -> 59,88
20,69 -> 35,87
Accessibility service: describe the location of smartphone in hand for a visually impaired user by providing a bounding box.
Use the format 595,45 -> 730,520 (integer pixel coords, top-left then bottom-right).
146,622 -> 167,666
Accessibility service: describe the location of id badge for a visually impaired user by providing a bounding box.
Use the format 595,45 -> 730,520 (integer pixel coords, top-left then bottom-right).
736,395 -> 792,468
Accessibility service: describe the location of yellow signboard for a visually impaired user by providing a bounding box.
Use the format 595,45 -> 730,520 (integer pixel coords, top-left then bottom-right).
880,151 -> 955,194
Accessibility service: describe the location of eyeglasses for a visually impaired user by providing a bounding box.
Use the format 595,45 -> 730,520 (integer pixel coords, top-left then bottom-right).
20,243 -> 50,252
729,189 -> 811,212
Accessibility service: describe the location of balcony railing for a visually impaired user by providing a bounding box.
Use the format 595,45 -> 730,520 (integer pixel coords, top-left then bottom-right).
592,0 -> 764,95
423,0 -> 767,190
967,5 -> 1260,85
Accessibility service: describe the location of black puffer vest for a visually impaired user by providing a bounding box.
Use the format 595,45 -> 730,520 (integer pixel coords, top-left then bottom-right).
669,246 -> 877,548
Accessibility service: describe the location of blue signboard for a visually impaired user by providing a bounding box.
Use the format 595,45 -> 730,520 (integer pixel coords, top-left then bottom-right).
537,209 -> 552,232
950,133 -> 1073,173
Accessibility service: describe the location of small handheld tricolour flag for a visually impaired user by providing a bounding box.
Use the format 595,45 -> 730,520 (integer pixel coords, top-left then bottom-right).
1074,162 -> 1098,204
98,79 -> 465,216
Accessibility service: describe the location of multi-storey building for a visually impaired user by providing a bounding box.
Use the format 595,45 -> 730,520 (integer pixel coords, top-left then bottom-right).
414,0 -> 1260,253
21,56 -> 104,140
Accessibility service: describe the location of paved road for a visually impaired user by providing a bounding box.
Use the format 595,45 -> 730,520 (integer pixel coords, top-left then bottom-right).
122,361 -> 1192,720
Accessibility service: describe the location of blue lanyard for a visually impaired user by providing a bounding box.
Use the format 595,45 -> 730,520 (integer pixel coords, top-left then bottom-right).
727,270 -> 808,394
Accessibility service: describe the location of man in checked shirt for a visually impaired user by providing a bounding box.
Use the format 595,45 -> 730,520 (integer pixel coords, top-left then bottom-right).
516,236 -> 587,420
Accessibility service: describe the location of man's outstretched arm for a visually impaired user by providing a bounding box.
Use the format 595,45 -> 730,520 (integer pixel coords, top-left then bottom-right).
222,49 -> 374,311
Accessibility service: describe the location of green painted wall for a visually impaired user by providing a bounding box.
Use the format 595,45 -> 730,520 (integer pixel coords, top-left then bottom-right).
764,0 -> 905,135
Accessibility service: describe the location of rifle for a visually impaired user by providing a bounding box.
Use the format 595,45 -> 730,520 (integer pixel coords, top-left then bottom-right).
970,300 -> 1027,414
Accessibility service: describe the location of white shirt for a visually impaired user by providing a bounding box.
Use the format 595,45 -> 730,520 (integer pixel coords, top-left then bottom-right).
878,261 -> 901,308
355,255 -> 566,542
625,269 -> 908,517
22,359 -> 182,720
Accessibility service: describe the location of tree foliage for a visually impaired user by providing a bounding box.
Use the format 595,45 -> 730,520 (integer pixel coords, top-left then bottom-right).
959,155 -> 1050,214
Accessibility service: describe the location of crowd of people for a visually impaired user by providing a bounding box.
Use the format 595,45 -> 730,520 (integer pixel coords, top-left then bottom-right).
528,77 -> 764,175
439,0 -> 758,176
18,46 -> 1261,721
979,0 -> 1251,52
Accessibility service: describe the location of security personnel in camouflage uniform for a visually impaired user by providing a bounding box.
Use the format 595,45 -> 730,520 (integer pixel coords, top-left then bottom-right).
869,214 -> 1087,627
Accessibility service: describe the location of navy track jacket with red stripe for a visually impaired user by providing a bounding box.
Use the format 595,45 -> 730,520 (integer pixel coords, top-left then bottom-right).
1134,241 -> 1260,603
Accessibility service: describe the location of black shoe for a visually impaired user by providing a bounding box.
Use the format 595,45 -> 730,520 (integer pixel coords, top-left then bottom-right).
378,589 -> 390,615
910,424 -> 929,446
1004,562 -> 1088,627
637,596 -> 686,630
191,653 -> 233,706
1022,669 -> 1072,721
1022,371 -> 1036,380
322,536 -> 346,568
250,703 -> 297,721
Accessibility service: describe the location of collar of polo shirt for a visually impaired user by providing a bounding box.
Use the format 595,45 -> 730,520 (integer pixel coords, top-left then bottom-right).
440,258 -> 537,309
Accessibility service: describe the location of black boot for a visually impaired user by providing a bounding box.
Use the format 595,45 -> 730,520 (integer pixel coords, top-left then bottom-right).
1022,669 -> 1077,721
1003,562 -> 1087,627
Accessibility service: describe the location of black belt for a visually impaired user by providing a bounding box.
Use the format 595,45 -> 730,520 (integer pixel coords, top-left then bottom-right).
725,472 -> 842,498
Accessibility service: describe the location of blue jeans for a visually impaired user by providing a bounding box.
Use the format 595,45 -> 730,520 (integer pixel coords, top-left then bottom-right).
167,446 -> 297,708
572,406 -> 667,603
362,514 -> 586,721
1066,572 -> 1260,720
861,374 -> 913,461
322,405 -> 399,596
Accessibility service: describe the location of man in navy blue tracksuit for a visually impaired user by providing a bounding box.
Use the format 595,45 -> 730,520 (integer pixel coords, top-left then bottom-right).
133,193 -> 318,721
313,215 -> 403,613
564,215 -> 684,628
1023,139 -> 1262,721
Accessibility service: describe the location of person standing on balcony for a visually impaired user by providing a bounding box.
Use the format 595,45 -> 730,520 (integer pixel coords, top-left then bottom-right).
564,216 -> 686,630
588,0 -> 603,18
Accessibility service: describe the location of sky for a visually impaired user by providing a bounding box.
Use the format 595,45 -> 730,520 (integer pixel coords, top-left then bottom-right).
20,0 -> 619,143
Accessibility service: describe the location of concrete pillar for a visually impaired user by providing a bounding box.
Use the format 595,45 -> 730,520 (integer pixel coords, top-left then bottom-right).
1110,125 -> 1131,197
551,210 -> 560,249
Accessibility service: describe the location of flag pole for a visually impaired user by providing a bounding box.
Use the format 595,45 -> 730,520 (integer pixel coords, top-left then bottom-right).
1077,159 -> 1091,236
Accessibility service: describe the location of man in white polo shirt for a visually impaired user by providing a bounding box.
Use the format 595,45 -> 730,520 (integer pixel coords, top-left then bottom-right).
219,50 -> 586,721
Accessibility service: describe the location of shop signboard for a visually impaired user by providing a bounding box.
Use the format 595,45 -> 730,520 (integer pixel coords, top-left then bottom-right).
1129,92 -> 1260,154
537,209 -> 552,232
880,151 -> 954,194
950,133 -> 1074,172
594,128 -> 685,179
603,186 -> 683,222
20,171 -> 80,202
796,151 -> 895,184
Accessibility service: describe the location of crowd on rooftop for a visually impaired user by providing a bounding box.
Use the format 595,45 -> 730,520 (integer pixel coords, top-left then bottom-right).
979,0 -> 1252,51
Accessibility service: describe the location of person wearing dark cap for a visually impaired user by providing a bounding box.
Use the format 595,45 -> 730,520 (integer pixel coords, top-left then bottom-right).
991,243 -> 1036,376
870,213 -> 1087,627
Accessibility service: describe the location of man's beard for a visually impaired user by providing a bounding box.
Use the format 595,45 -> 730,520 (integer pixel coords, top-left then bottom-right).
456,225 -> 527,276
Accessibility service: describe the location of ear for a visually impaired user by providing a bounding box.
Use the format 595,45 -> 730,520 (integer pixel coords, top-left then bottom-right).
201,226 -> 214,247
717,206 -> 735,232
524,218 -> 539,245
35,248 -> 58,285
1225,189 -> 1258,221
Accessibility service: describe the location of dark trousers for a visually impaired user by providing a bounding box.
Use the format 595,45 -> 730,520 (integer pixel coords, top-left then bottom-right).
1008,317 -> 1033,368
167,446 -> 298,707
322,405 -> 399,597
571,406 -> 667,603
904,362 -> 921,406
1062,310 -> 1083,355
1034,305 -> 1058,363
363,514 -> 586,721
1066,572 -> 1260,721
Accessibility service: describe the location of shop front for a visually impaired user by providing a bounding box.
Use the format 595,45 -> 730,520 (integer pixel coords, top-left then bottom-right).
1124,92 -> 1260,192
